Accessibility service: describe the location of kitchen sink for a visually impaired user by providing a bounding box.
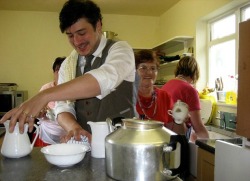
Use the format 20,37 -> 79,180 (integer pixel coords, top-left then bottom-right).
205,125 -> 239,139
189,125 -> 242,177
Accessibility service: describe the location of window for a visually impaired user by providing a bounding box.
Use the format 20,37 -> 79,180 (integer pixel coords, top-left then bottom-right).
210,15 -> 236,40
208,4 -> 250,93
241,5 -> 250,21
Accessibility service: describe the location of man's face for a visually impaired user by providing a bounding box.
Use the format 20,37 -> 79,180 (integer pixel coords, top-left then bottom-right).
65,18 -> 102,56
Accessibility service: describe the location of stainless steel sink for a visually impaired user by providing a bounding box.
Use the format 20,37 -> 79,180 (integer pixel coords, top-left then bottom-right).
205,125 -> 239,139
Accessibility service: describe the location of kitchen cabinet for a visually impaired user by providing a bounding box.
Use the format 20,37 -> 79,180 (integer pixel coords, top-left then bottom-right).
237,19 -> 250,139
152,36 -> 194,81
197,147 -> 215,181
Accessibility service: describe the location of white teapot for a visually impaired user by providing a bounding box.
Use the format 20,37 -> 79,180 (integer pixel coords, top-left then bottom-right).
1,120 -> 39,158
168,100 -> 189,124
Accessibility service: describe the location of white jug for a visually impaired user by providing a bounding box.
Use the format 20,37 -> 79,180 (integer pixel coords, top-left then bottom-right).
1,120 -> 39,158
168,100 -> 189,124
87,121 -> 110,158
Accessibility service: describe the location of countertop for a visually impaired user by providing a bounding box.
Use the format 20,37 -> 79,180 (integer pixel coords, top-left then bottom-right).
195,137 -> 242,154
0,148 -> 115,181
0,146 -> 183,181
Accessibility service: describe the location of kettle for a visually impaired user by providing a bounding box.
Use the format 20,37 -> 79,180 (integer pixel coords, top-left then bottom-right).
1,120 -> 39,158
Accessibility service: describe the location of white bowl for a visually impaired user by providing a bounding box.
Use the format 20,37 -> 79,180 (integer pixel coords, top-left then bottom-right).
41,143 -> 89,167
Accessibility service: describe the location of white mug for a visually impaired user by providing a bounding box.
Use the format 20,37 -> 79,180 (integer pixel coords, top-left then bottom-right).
168,100 -> 189,124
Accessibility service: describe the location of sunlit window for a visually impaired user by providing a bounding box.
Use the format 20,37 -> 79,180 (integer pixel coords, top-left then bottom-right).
211,15 -> 235,40
208,4 -> 250,95
209,40 -> 236,91
241,5 -> 250,21
208,14 -> 237,92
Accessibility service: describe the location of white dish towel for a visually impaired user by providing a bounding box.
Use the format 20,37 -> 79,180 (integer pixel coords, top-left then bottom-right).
67,135 -> 91,152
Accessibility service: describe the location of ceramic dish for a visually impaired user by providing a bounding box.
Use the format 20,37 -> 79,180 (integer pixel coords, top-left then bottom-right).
41,143 -> 89,167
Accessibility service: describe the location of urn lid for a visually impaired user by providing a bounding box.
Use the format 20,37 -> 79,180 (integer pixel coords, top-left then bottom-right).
122,119 -> 163,130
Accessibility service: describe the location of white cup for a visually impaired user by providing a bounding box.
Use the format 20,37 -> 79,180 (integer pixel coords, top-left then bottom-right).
168,100 -> 189,124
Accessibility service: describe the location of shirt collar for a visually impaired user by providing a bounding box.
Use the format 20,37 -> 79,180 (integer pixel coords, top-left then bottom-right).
92,35 -> 107,58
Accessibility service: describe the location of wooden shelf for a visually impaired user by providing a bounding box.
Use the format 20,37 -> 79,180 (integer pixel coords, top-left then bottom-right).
159,60 -> 179,68
135,36 -> 194,82
153,36 -> 194,68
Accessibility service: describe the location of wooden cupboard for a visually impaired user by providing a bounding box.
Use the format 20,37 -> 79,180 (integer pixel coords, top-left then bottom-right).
237,19 -> 250,139
197,148 -> 215,181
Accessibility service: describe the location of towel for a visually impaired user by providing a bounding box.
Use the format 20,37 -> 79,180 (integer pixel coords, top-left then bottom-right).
63,50 -> 78,104
67,135 -> 91,152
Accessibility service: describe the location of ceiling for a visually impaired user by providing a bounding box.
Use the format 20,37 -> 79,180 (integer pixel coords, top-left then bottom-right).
0,0 -> 181,16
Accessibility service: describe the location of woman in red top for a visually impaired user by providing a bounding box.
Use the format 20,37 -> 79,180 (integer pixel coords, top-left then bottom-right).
135,50 -> 174,127
162,56 -> 209,142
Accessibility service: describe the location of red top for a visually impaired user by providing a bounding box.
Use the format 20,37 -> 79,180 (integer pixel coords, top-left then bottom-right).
161,79 -> 200,127
136,87 -> 173,125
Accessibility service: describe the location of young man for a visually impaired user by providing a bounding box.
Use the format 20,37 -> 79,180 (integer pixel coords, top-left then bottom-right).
1,0 -> 135,142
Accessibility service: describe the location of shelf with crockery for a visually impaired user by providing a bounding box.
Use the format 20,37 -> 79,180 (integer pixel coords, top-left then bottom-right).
153,36 -> 194,68
153,36 -> 194,83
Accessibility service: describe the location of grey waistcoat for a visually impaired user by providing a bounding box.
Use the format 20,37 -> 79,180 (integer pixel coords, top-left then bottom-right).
75,39 -> 135,132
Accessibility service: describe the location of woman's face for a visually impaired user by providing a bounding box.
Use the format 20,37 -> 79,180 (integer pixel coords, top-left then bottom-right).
137,62 -> 158,89
65,18 -> 102,56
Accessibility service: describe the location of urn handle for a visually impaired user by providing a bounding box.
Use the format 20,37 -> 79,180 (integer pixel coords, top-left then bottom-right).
162,135 -> 189,178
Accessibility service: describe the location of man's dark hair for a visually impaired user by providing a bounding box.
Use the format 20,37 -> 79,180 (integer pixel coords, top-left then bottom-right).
53,57 -> 66,72
59,0 -> 103,33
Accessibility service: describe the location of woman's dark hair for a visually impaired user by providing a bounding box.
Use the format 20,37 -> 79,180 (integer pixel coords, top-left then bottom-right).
134,50 -> 160,69
59,0 -> 103,33
53,57 -> 66,72
174,56 -> 200,84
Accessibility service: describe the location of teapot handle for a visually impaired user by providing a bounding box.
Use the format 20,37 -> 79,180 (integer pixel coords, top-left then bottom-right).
168,110 -> 173,116
30,124 -> 39,149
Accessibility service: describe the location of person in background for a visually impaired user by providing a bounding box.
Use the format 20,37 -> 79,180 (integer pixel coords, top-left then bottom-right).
39,57 -> 66,112
0,0 -> 135,143
161,56 -> 209,142
34,57 -> 66,146
135,49 -> 185,133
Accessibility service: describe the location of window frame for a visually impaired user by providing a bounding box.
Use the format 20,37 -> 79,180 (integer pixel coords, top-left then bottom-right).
206,4 -> 250,91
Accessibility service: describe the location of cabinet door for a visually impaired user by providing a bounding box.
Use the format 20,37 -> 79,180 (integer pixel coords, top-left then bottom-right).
197,148 -> 215,181
237,20 -> 250,138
